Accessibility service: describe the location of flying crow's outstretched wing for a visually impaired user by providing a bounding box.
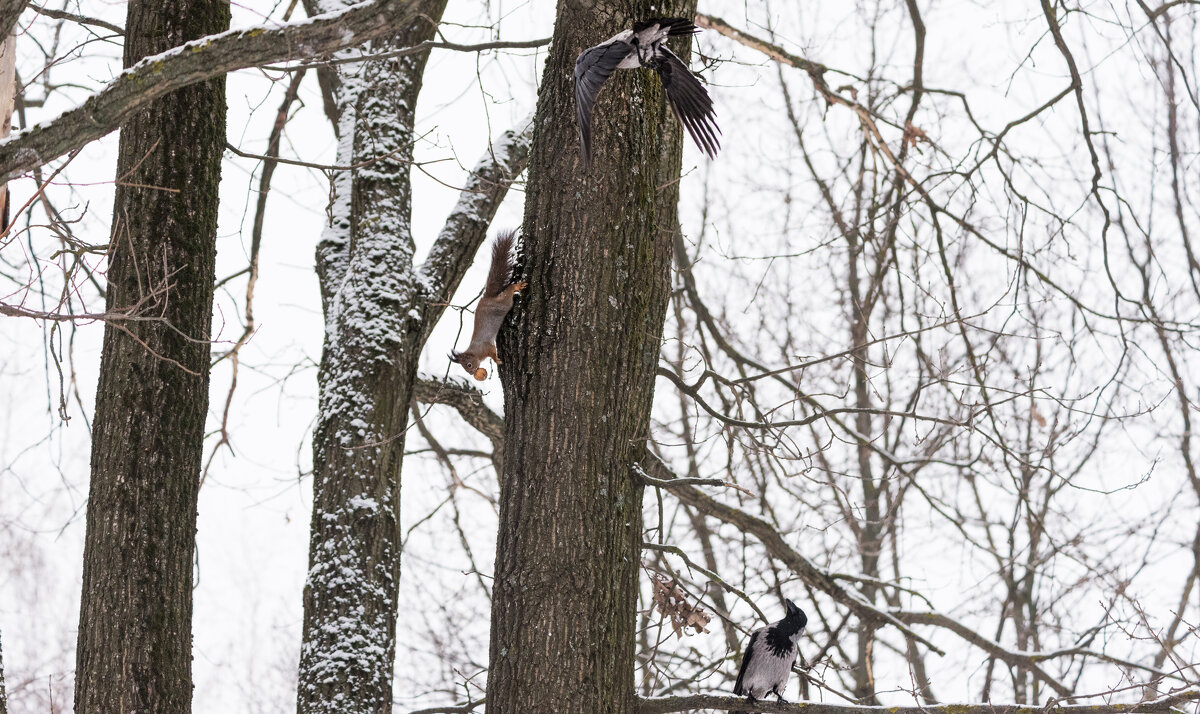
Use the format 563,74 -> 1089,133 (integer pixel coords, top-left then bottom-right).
655,46 -> 721,159
574,40 -> 633,166
733,629 -> 760,695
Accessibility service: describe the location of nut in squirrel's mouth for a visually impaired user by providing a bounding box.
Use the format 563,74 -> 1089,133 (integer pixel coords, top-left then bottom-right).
473,367 -> 487,381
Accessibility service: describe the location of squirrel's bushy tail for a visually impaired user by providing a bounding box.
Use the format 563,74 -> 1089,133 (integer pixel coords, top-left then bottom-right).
485,229 -> 517,298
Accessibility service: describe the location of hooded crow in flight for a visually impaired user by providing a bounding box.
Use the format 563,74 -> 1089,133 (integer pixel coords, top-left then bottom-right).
732,598 -> 807,710
574,17 -> 720,167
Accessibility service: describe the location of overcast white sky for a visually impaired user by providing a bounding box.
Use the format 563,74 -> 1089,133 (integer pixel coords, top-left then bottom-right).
1,1 -> 1198,712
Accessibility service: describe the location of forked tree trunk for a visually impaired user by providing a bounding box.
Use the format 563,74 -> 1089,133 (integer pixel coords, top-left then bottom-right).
296,6 -> 445,712
296,3 -> 533,710
487,1 -> 696,711
73,1 -> 229,712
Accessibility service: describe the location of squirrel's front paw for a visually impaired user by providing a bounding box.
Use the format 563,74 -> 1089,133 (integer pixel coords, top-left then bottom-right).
513,281 -> 528,293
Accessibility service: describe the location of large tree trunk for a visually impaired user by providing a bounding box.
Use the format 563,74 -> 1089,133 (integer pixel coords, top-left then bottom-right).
295,4 -> 458,712
486,1 -> 695,711
73,1 -> 228,712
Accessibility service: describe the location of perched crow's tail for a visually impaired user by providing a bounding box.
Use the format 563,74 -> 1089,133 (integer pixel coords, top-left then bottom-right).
484,229 -> 517,298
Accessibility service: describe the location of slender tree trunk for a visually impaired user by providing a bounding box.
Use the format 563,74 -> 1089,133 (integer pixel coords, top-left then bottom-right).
73,1 -> 228,712
0,30 -> 14,230
847,228 -> 882,705
486,1 -> 694,711
0,627 -> 7,714
0,0 -> 20,231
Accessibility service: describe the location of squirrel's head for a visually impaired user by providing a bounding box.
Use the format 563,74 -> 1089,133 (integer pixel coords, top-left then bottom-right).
449,351 -> 487,381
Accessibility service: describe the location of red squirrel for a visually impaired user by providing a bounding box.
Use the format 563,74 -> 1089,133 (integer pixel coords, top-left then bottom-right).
449,229 -> 526,381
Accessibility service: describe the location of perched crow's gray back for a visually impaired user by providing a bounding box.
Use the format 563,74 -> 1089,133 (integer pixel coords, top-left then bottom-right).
732,599 -> 807,710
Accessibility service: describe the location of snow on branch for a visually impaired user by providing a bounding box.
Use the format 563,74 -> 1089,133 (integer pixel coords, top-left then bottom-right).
417,113 -> 533,341
636,691 -> 1200,714
0,0 -> 425,180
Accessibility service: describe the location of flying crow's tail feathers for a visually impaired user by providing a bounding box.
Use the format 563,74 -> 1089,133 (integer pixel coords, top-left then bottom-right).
656,47 -> 721,159
633,17 -> 699,36
484,229 -> 517,298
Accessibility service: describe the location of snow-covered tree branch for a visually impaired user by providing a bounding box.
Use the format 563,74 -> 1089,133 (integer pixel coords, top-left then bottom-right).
0,0 -> 425,180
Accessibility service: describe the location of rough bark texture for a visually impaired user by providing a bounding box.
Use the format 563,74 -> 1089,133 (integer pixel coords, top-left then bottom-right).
0,0 -> 24,38
0,31 -> 14,228
485,1 -> 695,711
73,1 -> 228,713
0,627 -> 6,714
296,4 -> 452,712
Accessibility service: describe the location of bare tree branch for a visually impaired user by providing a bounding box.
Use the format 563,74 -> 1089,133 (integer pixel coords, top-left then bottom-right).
890,612 -> 1070,696
204,67 -> 307,480
658,366 -> 969,431
29,4 -> 122,35
636,691 -> 1200,714
412,375 -> 504,472
695,13 -> 830,79
637,453 -> 945,656
276,37 -> 550,71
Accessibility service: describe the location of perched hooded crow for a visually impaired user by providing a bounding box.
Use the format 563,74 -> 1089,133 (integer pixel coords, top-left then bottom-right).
732,598 -> 807,710
573,17 -> 720,167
